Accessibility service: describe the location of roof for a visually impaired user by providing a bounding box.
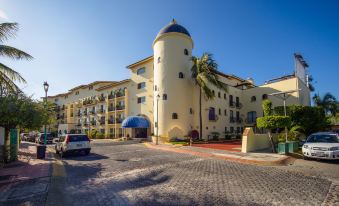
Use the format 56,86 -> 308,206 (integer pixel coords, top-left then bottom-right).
122,116 -> 150,128
126,56 -> 153,69
265,74 -> 295,84
156,19 -> 191,39
96,79 -> 131,91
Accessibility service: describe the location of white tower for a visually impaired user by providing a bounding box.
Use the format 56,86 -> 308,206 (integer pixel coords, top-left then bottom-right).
153,19 -> 194,139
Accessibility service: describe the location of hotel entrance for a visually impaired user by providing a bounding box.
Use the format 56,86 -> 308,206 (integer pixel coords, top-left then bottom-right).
122,115 -> 150,139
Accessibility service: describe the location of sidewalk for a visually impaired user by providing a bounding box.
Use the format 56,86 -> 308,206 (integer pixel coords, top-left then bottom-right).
0,142 -> 53,206
144,142 -> 293,166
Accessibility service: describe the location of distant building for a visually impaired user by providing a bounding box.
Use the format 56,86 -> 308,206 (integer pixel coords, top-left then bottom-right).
46,20 -> 311,140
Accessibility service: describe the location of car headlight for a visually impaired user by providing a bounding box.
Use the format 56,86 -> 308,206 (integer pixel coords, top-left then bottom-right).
303,145 -> 309,149
329,147 -> 339,151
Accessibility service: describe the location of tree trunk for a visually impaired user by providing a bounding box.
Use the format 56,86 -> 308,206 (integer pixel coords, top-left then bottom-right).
268,130 -> 276,153
4,128 -> 10,163
199,87 -> 202,140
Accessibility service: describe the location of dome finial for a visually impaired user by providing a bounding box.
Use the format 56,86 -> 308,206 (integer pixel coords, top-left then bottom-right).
171,19 -> 177,24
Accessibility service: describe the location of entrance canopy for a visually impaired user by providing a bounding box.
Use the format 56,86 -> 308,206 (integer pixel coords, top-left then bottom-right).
122,116 -> 150,128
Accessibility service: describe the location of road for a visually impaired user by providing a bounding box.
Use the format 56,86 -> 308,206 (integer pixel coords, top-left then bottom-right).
46,140 -> 338,206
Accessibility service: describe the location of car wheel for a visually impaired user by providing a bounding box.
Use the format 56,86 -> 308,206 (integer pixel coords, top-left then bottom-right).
84,150 -> 90,155
303,155 -> 309,160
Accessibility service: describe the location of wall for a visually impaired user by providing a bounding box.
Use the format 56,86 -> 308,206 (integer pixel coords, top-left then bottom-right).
241,127 -> 271,153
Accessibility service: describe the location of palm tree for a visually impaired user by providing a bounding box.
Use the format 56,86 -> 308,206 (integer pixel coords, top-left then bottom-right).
191,53 -> 228,140
313,92 -> 338,117
0,22 -> 32,96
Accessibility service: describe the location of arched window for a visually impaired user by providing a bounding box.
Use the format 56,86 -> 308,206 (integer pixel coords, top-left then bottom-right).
163,94 -> 167,100
218,92 -> 221,98
262,94 -> 268,100
209,107 -> 216,121
172,113 -> 178,119
251,96 -> 256,102
184,49 -> 189,55
179,72 -> 184,79
157,57 -> 161,63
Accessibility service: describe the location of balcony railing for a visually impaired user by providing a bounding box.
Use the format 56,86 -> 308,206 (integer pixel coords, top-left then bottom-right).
116,118 -> 123,123
90,110 -> 96,115
77,113 -> 81,117
229,101 -> 235,108
108,119 -> 115,124
91,121 -> 96,126
108,107 -> 115,112
83,111 -> 88,115
236,102 -> 243,109
98,96 -> 105,102
100,121 -> 105,125
108,94 -> 114,99
236,117 -> 243,124
230,117 -> 235,123
76,123 -> 82,127
116,105 -> 125,110
245,118 -> 256,124
83,123 -> 88,126
98,109 -> 105,114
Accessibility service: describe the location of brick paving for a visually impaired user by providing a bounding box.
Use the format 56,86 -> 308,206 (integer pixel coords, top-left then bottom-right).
192,141 -> 242,152
54,141 -> 333,206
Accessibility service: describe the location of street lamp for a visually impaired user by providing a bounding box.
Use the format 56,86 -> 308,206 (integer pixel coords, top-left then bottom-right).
43,81 -> 49,145
156,94 -> 160,145
268,89 -> 300,142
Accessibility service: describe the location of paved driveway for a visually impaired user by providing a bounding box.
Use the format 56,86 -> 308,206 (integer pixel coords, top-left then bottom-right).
46,140 -> 335,206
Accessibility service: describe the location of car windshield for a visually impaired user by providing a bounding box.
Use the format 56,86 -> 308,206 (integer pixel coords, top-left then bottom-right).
40,134 -> 52,138
307,134 -> 339,143
69,135 -> 89,142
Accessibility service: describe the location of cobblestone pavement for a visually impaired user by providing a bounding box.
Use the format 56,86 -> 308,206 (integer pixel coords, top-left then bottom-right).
47,140 -> 336,206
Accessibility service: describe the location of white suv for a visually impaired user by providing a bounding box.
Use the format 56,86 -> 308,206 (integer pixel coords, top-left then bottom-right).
55,134 -> 91,157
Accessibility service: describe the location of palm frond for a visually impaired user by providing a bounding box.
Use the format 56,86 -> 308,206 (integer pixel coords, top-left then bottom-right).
0,72 -> 21,94
0,23 -> 18,42
0,45 -> 33,60
0,63 -> 26,83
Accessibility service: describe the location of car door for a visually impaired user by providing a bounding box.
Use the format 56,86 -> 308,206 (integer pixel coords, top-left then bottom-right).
57,136 -> 65,151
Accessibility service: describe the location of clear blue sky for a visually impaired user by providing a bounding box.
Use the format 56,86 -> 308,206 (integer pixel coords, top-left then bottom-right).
0,0 -> 338,99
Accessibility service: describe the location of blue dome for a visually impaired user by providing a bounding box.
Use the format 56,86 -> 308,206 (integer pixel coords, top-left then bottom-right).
122,116 -> 150,128
156,19 -> 191,39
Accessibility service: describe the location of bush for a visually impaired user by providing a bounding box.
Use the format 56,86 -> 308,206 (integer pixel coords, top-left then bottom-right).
210,132 -> 220,140
96,132 -> 105,139
257,116 -> 291,130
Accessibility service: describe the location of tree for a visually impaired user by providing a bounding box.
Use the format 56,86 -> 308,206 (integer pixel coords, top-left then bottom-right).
0,23 -> 32,96
191,53 -> 228,140
274,105 -> 330,136
257,100 -> 291,153
313,93 -> 338,117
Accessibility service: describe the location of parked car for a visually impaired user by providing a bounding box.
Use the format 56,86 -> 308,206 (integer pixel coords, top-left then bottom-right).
302,132 -> 339,160
55,134 -> 91,157
35,133 -> 54,144
26,133 -> 37,142
20,133 -> 29,141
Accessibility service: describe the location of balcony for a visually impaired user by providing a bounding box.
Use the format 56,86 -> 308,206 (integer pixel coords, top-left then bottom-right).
116,105 -> 125,110
89,110 -> 96,115
100,120 -> 105,125
83,111 -> 88,115
98,96 -> 105,102
83,123 -> 88,126
229,117 -> 235,123
108,94 -> 114,100
76,123 -> 82,127
245,118 -> 256,124
108,107 -> 115,112
98,109 -> 105,114
108,119 -> 115,124
116,92 -> 125,98
82,99 -> 96,106
77,112 -> 81,117
229,101 -> 235,108
116,118 -> 123,124
91,121 -> 96,126
236,102 -> 243,109
236,117 -> 243,124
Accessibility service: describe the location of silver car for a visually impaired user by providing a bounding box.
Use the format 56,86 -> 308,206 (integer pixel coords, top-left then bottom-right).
302,132 -> 339,160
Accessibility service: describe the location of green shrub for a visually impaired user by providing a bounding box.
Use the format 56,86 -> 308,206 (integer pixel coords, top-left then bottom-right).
210,132 -> 220,140
257,116 -> 291,129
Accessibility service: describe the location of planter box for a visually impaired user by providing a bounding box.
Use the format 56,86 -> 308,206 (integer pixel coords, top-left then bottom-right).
287,141 -> 299,153
277,142 -> 288,154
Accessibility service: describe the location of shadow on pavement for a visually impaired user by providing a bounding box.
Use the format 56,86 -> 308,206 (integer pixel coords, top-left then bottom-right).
61,153 -> 109,161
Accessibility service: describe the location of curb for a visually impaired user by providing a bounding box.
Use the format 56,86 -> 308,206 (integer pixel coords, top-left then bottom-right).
144,142 -> 293,166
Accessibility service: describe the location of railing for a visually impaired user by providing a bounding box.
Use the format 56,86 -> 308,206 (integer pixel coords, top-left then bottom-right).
108,94 -> 114,99
116,93 -> 125,98
236,102 -> 243,109
108,119 -> 115,124
91,121 -> 96,126
100,121 -> 105,125
77,113 -> 81,117
229,101 -> 235,108
236,117 -> 243,124
98,96 -> 105,102
116,105 -> 125,110
84,111 -> 88,115
83,123 -> 88,126
76,123 -> 82,127
108,107 -> 115,112
90,110 -> 96,115
229,117 -> 235,123
116,118 -> 123,123
98,109 -> 105,114
245,118 -> 256,124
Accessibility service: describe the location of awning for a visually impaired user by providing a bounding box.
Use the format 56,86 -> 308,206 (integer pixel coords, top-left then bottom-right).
122,116 -> 150,128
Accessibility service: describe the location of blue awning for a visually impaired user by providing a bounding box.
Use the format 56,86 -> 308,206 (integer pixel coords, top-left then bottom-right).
122,116 -> 150,128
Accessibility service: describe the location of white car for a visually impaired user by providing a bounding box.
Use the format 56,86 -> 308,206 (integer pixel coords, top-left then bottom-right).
302,132 -> 339,160
55,134 -> 91,157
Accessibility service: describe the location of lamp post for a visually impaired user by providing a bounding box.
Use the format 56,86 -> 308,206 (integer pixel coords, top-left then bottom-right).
43,81 -> 49,145
156,94 -> 160,145
268,89 -> 300,142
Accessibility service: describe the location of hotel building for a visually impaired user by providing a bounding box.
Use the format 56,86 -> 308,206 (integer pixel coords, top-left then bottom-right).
47,20 -> 311,140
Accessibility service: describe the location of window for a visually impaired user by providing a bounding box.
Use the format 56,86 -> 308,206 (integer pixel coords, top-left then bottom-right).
230,127 -> 234,133
137,82 -> 146,89
137,96 -> 146,104
179,72 -> 184,78
184,49 -> 189,55
262,94 -> 268,100
247,111 -> 257,123
224,109 -> 227,116
218,92 -> 221,98
75,91 -> 79,95
229,95 -> 233,103
206,126 -> 209,130
137,67 -> 146,75
209,107 -> 216,121
237,127 -> 240,134
224,93 -> 226,99
172,113 -> 178,119
163,94 -> 167,100
154,85 -> 157,91
251,96 -> 256,102
218,108 -> 221,115
212,90 -> 215,96
225,127 -> 228,132
189,108 -> 193,114
230,110 -> 234,118
157,57 -> 161,63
